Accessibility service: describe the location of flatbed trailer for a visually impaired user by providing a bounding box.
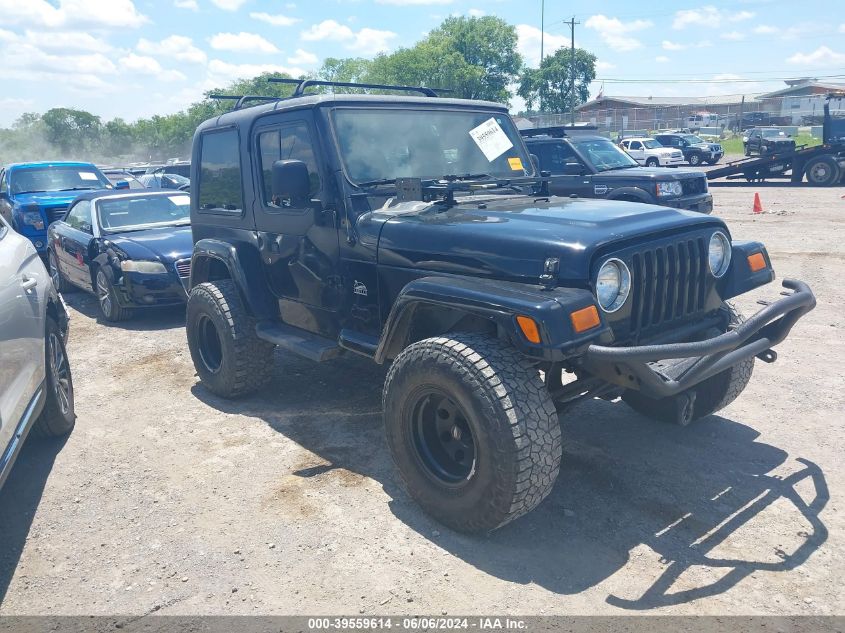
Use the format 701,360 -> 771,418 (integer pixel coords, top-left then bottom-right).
706,93 -> 845,187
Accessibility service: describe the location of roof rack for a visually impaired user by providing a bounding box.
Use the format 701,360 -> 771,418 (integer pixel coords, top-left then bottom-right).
208,94 -> 285,110
267,77 -> 449,98
519,124 -> 598,138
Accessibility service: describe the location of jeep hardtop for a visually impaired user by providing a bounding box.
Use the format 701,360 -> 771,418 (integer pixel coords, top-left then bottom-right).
185,80 -> 815,533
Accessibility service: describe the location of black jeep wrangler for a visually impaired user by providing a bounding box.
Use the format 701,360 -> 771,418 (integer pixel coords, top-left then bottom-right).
185,80 -> 815,534
523,128 -> 713,214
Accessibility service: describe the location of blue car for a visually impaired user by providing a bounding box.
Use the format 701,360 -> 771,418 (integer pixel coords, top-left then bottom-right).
0,162 -> 114,256
46,190 -> 192,322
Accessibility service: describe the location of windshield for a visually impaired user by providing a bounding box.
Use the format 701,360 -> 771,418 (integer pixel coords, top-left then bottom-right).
97,194 -> 190,232
10,166 -> 111,194
761,128 -> 787,138
682,135 -> 706,144
105,173 -> 146,189
642,139 -> 663,149
331,108 -> 533,184
573,138 -> 639,171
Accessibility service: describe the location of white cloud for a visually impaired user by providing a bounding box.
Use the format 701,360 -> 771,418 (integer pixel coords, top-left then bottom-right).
721,31 -> 745,41
596,60 -> 615,71
584,15 -> 652,52
300,20 -> 396,54
0,40 -> 119,90
174,0 -> 198,9
375,0 -> 453,4
839,24 -> 845,33
0,29 -> 113,52
287,48 -> 318,66
655,56 -> 670,63
119,53 -> 186,81
787,46 -> 845,67
662,40 -> 684,51
138,36 -> 207,64
467,8 -> 485,17
515,24 -> 568,66
0,0 -> 148,29
210,0 -> 247,10
673,6 -> 754,29
753,24 -> 779,34
207,59 -> 307,83
209,32 -> 280,54
250,12 -> 300,26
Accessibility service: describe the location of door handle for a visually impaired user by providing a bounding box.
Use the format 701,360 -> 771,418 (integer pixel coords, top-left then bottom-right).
21,276 -> 37,291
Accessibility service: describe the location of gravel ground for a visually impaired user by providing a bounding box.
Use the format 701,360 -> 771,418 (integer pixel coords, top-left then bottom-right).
0,183 -> 843,616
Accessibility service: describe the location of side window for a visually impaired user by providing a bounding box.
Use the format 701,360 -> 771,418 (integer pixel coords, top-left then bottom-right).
538,143 -> 577,175
630,141 -> 642,150
0,170 -> 6,195
258,122 -> 321,208
66,201 -> 92,233
198,128 -> 243,214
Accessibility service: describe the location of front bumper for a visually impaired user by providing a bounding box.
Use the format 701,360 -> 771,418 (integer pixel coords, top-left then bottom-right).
661,156 -> 685,166
114,272 -> 187,308
663,192 -> 713,214
582,279 -> 815,399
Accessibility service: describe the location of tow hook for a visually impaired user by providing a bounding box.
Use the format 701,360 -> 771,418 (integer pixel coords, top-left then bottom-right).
675,391 -> 697,426
756,349 -> 778,363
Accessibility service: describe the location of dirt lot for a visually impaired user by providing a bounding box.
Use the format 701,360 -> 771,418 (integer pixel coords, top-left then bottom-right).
1,183 -> 843,616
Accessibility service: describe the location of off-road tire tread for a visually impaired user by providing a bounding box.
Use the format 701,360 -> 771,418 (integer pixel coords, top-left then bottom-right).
383,333 -> 561,533
623,303 -> 754,423
32,317 -> 76,438
187,280 -> 275,399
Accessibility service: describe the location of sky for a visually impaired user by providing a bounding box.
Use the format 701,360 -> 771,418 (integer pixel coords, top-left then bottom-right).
0,0 -> 843,126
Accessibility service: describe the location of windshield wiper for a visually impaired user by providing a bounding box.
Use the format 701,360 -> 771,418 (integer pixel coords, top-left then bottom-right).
58,187 -> 98,191
440,173 -> 493,181
16,190 -> 47,194
603,165 -> 638,171
356,178 -> 399,188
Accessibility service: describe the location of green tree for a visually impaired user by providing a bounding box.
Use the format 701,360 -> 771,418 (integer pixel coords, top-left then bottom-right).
41,108 -> 102,153
517,47 -> 597,114
318,57 -> 372,84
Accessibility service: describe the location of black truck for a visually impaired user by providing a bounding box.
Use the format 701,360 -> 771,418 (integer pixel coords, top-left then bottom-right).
653,133 -> 724,166
522,127 -> 712,213
184,79 -> 815,533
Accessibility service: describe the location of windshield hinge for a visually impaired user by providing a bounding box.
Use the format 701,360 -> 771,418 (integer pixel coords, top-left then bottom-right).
540,257 -> 560,289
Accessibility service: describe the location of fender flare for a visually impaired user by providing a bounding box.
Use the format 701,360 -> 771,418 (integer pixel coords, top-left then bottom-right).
606,187 -> 654,204
374,275 -> 608,364
190,238 -> 277,319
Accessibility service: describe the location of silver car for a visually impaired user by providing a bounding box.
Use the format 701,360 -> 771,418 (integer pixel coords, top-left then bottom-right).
0,214 -> 75,489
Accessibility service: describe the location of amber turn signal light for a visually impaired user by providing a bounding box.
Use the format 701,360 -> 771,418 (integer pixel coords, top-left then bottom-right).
747,252 -> 767,272
570,305 -> 601,333
516,316 -> 542,344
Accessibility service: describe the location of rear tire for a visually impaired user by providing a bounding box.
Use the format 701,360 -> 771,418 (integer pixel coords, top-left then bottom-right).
95,268 -> 132,322
186,280 -> 275,399
33,317 -> 76,438
688,153 -> 702,166
805,156 -> 841,186
645,158 -> 659,167
383,334 -> 562,533
623,304 -> 754,425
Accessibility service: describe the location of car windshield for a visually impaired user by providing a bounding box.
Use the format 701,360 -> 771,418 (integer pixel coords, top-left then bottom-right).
573,138 -> 639,171
330,108 -> 533,184
761,128 -> 787,138
642,139 -> 663,149
682,135 -> 706,144
97,194 -> 190,232
10,166 -> 111,194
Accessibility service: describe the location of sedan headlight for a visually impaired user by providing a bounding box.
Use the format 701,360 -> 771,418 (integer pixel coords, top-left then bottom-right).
656,181 -> 683,197
708,231 -> 731,277
121,260 -> 168,274
595,258 -> 631,313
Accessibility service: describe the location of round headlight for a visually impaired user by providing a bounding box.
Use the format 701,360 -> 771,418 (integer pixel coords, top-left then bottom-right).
596,258 -> 631,313
708,231 -> 731,278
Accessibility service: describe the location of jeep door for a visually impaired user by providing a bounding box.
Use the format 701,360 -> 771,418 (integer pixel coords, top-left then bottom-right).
250,114 -> 340,331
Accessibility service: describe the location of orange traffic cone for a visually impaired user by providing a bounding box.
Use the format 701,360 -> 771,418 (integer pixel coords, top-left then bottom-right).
753,192 -> 763,214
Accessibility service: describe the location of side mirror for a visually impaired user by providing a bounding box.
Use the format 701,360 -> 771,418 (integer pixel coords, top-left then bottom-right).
271,159 -> 310,206
115,180 -> 130,190
562,162 -> 584,176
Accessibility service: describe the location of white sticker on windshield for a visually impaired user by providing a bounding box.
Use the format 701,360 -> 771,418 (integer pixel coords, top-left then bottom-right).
168,195 -> 190,205
79,172 -> 99,181
469,117 -> 513,162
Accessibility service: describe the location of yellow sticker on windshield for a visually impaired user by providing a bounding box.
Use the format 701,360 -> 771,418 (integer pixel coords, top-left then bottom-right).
508,157 -> 524,171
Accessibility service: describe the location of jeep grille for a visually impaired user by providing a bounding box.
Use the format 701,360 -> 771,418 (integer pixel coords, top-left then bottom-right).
629,236 -> 709,331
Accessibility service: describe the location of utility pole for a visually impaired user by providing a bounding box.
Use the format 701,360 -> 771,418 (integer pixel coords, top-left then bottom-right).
539,0 -> 545,113
564,16 -> 579,125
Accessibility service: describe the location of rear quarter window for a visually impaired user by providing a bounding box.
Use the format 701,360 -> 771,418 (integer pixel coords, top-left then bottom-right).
198,128 -> 243,215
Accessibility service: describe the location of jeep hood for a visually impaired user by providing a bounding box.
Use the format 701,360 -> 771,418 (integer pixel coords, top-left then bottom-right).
375,196 -> 724,283
104,225 -> 193,264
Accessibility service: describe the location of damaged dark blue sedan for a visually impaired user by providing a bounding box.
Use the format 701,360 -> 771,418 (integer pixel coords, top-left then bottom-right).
46,190 -> 192,321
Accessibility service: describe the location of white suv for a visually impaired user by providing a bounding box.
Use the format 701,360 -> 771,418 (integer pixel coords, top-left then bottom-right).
619,137 -> 684,167
0,215 -> 75,489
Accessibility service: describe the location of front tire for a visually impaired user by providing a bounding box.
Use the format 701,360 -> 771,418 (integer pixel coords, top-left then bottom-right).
383,334 -> 562,533
95,268 -> 132,322
645,158 -> 659,167
33,317 -> 76,438
688,153 -> 702,166
623,304 -> 754,425
186,280 -> 275,399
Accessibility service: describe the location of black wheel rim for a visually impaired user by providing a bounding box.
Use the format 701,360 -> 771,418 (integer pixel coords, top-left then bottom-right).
96,270 -> 112,317
808,162 -> 829,183
196,314 -> 223,374
48,332 -> 72,415
410,389 -> 476,485
49,252 -> 61,289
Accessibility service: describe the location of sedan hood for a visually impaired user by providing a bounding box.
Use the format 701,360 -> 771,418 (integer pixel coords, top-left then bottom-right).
104,225 -> 193,264
375,196 -> 724,283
